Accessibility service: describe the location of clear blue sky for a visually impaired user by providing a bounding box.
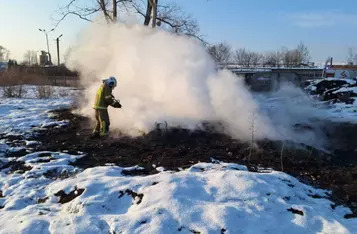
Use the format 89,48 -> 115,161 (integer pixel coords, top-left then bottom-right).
1,0 -> 357,64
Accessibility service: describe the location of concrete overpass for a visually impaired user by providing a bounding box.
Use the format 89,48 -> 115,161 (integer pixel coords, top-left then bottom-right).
218,65 -> 323,81
217,65 -> 324,92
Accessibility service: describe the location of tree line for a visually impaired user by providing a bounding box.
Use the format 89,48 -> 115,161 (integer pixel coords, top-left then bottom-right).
1,0 -> 203,67
0,1 -> 319,69
2,0 -> 356,68
0,46 -> 38,66
0,46 -> 10,63
53,0 -> 203,43
347,47 -> 357,65
206,41 -> 313,67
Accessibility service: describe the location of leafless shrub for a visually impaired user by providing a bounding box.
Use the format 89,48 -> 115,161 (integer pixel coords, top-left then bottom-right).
58,88 -> 70,97
1,70 -> 25,98
36,85 -> 54,99
207,42 -> 232,64
0,68 -> 52,98
234,48 -> 263,67
2,85 -> 27,98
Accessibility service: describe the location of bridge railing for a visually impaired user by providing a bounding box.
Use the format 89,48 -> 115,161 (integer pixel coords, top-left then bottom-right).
218,64 -> 323,70
229,68 -> 273,73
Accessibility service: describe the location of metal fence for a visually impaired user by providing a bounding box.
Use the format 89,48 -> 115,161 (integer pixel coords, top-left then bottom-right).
48,76 -> 80,86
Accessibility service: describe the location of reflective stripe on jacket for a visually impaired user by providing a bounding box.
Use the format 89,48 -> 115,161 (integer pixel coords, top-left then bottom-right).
93,83 -> 116,109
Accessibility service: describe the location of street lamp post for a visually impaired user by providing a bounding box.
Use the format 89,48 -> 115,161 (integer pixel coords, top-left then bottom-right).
55,34 -> 63,66
39,28 -> 54,65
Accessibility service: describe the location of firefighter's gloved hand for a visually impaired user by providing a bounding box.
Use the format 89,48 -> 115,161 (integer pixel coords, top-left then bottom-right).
112,100 -> 122,108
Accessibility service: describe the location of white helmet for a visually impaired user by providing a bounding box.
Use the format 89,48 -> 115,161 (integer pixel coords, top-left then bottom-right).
103,76 -> 117,88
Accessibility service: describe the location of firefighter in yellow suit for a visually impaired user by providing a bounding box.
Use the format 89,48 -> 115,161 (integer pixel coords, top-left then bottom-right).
92,76 -> 121,138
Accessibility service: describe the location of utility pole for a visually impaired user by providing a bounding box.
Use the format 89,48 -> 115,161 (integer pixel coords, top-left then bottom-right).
55,34 -> 63,66
39,28 -> 54,65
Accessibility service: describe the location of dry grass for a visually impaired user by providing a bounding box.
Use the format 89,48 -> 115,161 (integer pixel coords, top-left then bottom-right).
0,68 -> 82,99
0,68 -> 50,86
0,69 -> 51,98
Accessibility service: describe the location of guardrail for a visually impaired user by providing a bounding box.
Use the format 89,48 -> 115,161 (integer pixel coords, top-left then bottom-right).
230,68 -> 273,73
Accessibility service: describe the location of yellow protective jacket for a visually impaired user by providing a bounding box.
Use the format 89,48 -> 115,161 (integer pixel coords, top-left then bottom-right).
93,83 -> 116,109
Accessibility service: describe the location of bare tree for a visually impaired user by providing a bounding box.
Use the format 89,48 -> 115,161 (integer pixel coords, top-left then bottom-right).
234,48 -> 263,67
149,0 -> 158,28
53,0 -> 125,25
281,47 -> 297,67
23,50 -> 38,65
280,42 -> 310,67
53,0 -> 204,43
347,47 -> 357,65
207,42 -> 232,64
263,50 -> 282,67
250,52 -> 263,67
234,48 -> 248,66
0,46 -> 10,62
296,41 -> 310,64
132,1 -> 203,42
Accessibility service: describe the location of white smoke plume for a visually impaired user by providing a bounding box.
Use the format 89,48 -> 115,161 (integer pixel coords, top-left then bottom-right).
253,82 -> 329,149
66,20 -> 278,141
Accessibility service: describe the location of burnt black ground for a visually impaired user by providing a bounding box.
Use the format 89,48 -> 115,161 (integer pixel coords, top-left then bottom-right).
27,108 -> 357,218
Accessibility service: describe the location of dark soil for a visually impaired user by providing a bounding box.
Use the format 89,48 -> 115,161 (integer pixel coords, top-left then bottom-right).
54,186 -> 85,204
0,160 -> 32,174
33,108 -> 357,217
287,207 -> 304,216
314,80 -> 352,95
307,79 -> 357,104
119,189 -> 144,205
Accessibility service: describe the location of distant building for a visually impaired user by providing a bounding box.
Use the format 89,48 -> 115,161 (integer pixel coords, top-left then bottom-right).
39,51 -> 49,65
0,61 -> 8,71
322,56 -> 357,79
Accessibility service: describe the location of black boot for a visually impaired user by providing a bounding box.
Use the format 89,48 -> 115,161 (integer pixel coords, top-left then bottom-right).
90,132 -> 100,139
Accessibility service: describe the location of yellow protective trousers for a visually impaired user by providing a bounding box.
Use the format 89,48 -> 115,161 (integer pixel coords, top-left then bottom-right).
93,109 -> 110,136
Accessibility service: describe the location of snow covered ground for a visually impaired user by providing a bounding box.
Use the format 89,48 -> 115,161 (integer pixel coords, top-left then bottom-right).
0,85 -> 356,233
1,157 -> 356,233
0,86 -> 79,137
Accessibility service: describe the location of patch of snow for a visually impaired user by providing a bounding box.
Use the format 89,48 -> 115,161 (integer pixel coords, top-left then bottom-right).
0,141 -> 9,155
307,78 -> 357,85
40,120 -> 70,128
325,78 -> 357,85
25,140 -> 41,147
155,166 -> 166,172
309,85 -> 317,91
333,86 -> 357,94
0,151 -> 84,206
0,161 -> 356,233
122,165 -> 146,171
17,151 -> 84,176
6,146 -> 26,153
0,85 -> 80,99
